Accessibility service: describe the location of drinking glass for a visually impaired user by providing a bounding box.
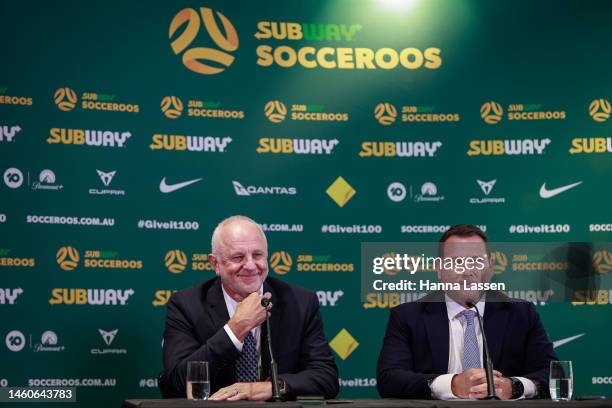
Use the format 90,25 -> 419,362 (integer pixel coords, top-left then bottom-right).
550,360 -> 573,401
186,361 -> 210,400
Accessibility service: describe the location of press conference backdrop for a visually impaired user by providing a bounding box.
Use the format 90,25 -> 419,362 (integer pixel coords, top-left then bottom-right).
1,0 -> 611,405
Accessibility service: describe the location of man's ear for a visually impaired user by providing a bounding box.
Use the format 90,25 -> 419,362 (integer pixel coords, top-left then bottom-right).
208,253 -> 220,276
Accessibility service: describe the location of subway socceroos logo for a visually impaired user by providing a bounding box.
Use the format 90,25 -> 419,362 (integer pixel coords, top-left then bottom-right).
54,87 -> 139,113
169,7 -> 239,75
56,246 -> 142,271
161,96 -> 244,120
480,101 -> 565,125
255,22 -> 441,71
269,251 -> 354,274
375,103 -> 460,126
264,100 -> 348,123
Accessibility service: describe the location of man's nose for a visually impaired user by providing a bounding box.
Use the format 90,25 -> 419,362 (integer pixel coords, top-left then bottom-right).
243,255 -> 257,269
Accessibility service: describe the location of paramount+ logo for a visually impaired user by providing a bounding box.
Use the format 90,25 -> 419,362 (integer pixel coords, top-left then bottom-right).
54,87 -> 78,112
374,103 -> 397,126
270,251 -> 292,275
480,101 -> 503,125
589,98 -> 611,122
56,246 -> 80,271
160,96 -> 184,119
169,7 -> 239,75
165,249 -> 188,273
264,101 -> 287,123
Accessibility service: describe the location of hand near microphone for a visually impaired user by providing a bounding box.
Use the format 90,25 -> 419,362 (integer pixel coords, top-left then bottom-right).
452,368 -> 510,399
227,292 -> 272,342
212,292 -> 274,401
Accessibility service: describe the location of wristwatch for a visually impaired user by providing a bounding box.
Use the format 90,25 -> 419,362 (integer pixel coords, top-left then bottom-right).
510,377 -> 524,399
277,378 -> 288,400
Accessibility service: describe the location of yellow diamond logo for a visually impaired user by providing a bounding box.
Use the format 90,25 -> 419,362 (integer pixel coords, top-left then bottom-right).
329,328 -> 359,360
326,177 -> 356,208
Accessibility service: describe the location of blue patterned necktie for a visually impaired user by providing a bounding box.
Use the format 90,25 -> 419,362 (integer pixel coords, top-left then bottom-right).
461,309 -> 481,370
235,331 -> 258,382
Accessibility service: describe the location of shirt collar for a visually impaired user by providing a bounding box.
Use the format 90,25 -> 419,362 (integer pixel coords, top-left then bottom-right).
444,293 -> 486,321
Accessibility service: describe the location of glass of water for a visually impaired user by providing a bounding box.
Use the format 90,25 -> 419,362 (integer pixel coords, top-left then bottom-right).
187,361 -> 210,400
550,361 -> 573,401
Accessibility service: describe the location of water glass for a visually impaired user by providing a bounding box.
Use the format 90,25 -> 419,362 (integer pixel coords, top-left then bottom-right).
550,360 -> 573,401
186,361 -> 210,400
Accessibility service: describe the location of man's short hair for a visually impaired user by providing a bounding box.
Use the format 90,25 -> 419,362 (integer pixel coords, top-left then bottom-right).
438,224 -> 489,256
210,215 -> 267,256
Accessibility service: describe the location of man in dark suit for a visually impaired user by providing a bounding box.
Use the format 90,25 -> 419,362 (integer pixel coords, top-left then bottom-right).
377,224 -> 558,400
160,215 -> 338,401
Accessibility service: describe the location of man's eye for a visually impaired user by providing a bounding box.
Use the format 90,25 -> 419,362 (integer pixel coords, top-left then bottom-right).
231,256 -> 244,263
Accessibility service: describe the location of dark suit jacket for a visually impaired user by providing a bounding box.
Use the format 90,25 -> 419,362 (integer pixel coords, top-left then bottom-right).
160,277 -> 339,400
376,292 -> 558,399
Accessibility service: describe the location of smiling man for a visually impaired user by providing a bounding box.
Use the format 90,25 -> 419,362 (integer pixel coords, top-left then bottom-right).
160,215 -> 338,401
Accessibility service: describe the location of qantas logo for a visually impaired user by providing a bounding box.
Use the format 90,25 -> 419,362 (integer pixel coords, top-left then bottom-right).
159,177 -> 202,193
552,333 -> 584,349
539,181 -> 582,199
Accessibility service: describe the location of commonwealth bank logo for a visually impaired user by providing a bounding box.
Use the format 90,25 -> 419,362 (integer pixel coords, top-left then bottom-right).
160,96 -> 184,119
480,101 -> 503,124
270,251 -> 292,275
589,98 -> 611,122
593,250 -> 612,274
374,103 -> 397,126
164,249 -> 187,274
54,87 -> 78,111
264,101 -> 287,123
169,7 -> 239,75
329,328 -> 359,360
490,251 -> 507,275
56,246 -> 80,271
326,177 -> 356,208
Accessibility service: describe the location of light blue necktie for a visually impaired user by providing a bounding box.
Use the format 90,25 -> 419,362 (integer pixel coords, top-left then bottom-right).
235,331 -> 258,382
461,309 -> 481,370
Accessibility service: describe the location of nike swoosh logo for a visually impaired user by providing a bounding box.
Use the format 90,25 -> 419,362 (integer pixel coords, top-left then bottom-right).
553,333 -> 585,349
159,177 -> 202,193
539,181 -> 582,199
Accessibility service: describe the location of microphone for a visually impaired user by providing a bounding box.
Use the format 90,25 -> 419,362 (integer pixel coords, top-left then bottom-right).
466,299 -> 499,400
261,296 -> 280,401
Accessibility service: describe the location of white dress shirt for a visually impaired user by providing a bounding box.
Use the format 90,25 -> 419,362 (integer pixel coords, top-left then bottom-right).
430,295 -> 536,399
221,285 -> 262,352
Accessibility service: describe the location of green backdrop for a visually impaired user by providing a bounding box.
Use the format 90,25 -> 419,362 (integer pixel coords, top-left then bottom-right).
1,0 -> 611,406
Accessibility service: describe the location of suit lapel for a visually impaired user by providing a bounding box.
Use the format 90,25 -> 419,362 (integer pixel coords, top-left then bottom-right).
483,301 -> 508,368
205,279 -> 230,331
423,299 -> 450,373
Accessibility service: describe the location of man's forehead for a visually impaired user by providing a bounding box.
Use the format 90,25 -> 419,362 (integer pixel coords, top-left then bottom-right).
218,222 -> 267,249
442,236 -> 487,255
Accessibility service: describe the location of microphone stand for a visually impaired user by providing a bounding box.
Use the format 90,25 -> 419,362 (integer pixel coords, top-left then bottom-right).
466,300 -> 499,400
262,298 -> 280,401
